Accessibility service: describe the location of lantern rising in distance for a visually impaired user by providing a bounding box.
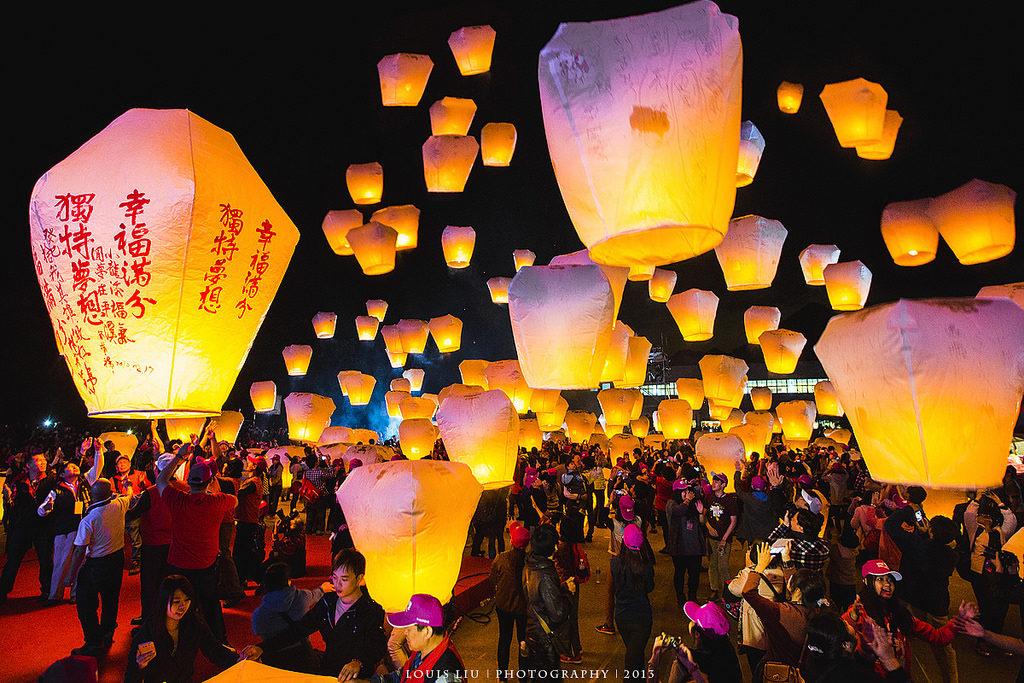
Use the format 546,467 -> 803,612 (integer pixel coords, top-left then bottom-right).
481,123 -> 517,166
378,53 -> 434,106
423,135 -> 479,193
881,199 -> 938,266
776,81 -> 804,114
448,25 -> 497,76
322,209 -> 362,256
736,121 -> 765,187
441,225 -> 475,268
819,78 -> 888,148
798,244 -> 841,286
345,162 -> 384,205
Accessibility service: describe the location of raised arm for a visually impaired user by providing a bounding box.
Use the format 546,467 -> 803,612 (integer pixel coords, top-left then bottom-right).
156,442 -> 191,495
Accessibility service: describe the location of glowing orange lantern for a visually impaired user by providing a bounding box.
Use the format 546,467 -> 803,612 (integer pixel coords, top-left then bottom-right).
744,411 -> 775,440
366,299 -> 388,321
881,199 -> 938,266
346,162 -> 384,205
164,418 -> 207,444
667,289 -> 719,341
282,345 -> 312,376
630,417 -> 650,438
397,319 -> 429,355
448,25 -> 497,76
347,221 -> 398,276
675,378 -> 705,410
318,427 -> 351,446
513,249 -> 536,271
823,260 -> 872,311
436,389 -> 519,488
599,388 -> 641,429
564,411 -> 598,444
856,110 -> 903,160
798,244 -> 841,286
819,78 -> 888,148
529,389 -> 561,414
337,371 -> 359,398
628,265 -> 656,282
481,123 -> 517,166
928,179 -> 1017,265
744,306 -> 781,345
536,396 -> 569,432
708,402 -> 732,420
385,390 -> 411,419
825,428 -> 851,445
208,411 -> 244,445
721,408 -> 744,433
398,419 -> 437,459
750,387 -> 772,411
776,400 -> 816,445
250,381 -> 277,413
341,373 -> 375,406
715,215 -> 788,290
438,383 -> 483,407
441,225 -> 476,268
601,321 -> 632,384
371,205 -> 420,251
658,399 -> 693,439
616,335 -> 652,389
696,433 -> 744,489
609,434 -> 641,459
731,423 -> 769,456
549,250 -> 628,321
759,329 -> 807,374
429,97 -> 477,136
977,282 -> 1024,309
777,81 -> 803,114
459,360 -> 490,388
700,355 -> 748,408
284,392 -> 335,443
399,396 -> 437,421
423,135 -> 478,193
391,378 -> 412,393
644,433 -> 666,449
389,351 -> 409,371
484,360 -> 533,413
355,315 -> 379,341
736,121 -> 765,187
487,277 -> 512,304
519,418 -> 543,451
322,209 -> 362,256
814,380 -> 844,417
649,269 -> 677,303
381,324 -> 405,356
378,53 -> 433,107
403,368 -> 425,393
312,312 -> 337,339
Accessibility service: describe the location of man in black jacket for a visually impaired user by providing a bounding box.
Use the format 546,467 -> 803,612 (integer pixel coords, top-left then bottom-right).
370,593 -> 466,683
523,523 -> 573,681
0,451 -> 56,603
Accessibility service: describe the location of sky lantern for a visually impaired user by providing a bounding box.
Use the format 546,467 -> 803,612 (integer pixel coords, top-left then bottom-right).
700,355 -> 748,409
422,393 -> 440,410
427,314 -> 462,353
366,299 -> 388,322
798,244 -> 841,285
549,250 -> 629,321
776,400 -> 817,447
708,401 -> 733,420
630,416 -> 650,438
459,360 -> 490,388
399,396 -> 436,421
337,460 -> 480,612
819,78 -> 888,148
720,408 -> 744,433
675,378 -> 705,410
322,209 -> 362,256
423,135 -> 478,193
207,411 -> 243,444
311,312 -> 337,339
513,249 -> 536,271
448,24 -> 497,76
337,371 -> 359,398
371,205 -> 420,251
282,344 -> 312,376
546,430 -> 568,444
881,199 -> 938,266
386,350 -> 408,369
481,123 -> 517,166
441,225 -> 476,268
977,282 -> 1024,309
99,432 -> 138,461
759,329 -> 807,374
598,388 -> 641,429
28,109 -> 299,419
399,420 -> 437,459
403,368 -> 425,393
536,395 -> 569,432
744,305 -> 781,345
342,373 -> 375,406
814,380 -> 844,417
736,121 -> 765,187
397,319 -> 429,354
438,383 -> 483,407
750,387 -> 772,411
345,162 -> 384,205
385,390 -> 412,419
658,399 -> 693,439
484,360 -> 533,413
509,265 -> 615,389
815,297 -> 1024,488
164,417 -> 207,444
616,335 -> 652,388
644,433 -> 666,449
487,277 -> 512,304
377,53 -> 433,106
429,97 -> 477,136
381,323 -> 406,355
742,410 -> 775,442
825,428 -> 852,445
823,260 -> 872,311
696,433 -> 744,489
250,381 -> 277,413
355,315 -> 379,341
600,321 -> 632,384
391,378 -> 412,393
436,388 -> 518,488
347,221 -> 398,276
284,392 -> 335,443
730,423 -> 766,457
627,265 -> 656,281
667,289 -> 719,341
609,433 -> 641,459
519,418 -> 543,451
538,2 -> 742,268
319,426 -> 351,447
564,410 -> 598,443
714,215 -> 788,290
856,110 -> 903,160
776,81 -> 803,114
529,389 -> 561,414
651,411 -> 661,432
927,179 -> 1017,265
648,269 -> 677,303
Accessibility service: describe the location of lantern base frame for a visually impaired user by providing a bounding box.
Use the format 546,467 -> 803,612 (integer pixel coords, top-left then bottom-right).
90,409 -> 219,419
587,224 -> 725,269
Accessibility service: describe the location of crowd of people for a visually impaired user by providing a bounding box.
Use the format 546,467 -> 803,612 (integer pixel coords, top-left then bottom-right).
2,419 -> 1024,682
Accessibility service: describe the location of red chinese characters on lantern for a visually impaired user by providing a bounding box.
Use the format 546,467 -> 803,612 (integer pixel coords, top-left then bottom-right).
237,218 -> 277,318
199,203 -> 244,314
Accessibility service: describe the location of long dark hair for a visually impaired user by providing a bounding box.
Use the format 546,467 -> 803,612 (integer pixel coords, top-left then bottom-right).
857,577 -> 913,635
799,612 -> 860,682
151,575 -> 198,644
613,544 -> 648,591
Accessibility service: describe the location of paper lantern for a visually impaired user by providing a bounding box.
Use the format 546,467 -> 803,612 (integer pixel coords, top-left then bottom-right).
856,110 -> 903,160
318,427 -> 351,447
777,81 -> 804,114
825,428 -> 851,446
881,199 -> 938,266
815,297 -> 1024,488
708,401 -> 732,420
343,373 -> 376,406
322,209 -> 362,256
481,123 -> 517,166
599,388 -> 642,429
549,250 -> 629,321
658,399 -> 693,439
371,205 -> 420,251
823,260 -> 872,311
651,411 -> 661,432
536,396 -> 569,432
720,408 -> 744,433
977,282 -> 1024,310
385,349 -> 406,369
598,418 -> 623,437
337,460 -> 481,612
208,411 -> 243,445
346,162 -> 384,205
744,410 -> 775,437
429,97 -> 477,136
403,368 -> 425,393
601,321 -> 632,384
436,388 -> 518,488
348,429 -> 382,446
616,335 -> 652,389
250,381 -> 277,413
814,380 -> 844,417
283,393 -> 335,443
513,249 -> 536,271
759,329 -> 807,374
630,417 -> 650,438
354,315 -> 379,342
749,387 -> 772,411
529,389 -> 561,414
519,418 -> 544,451
699,355 -> 748,408
928,179 -> 1017,265
648,269 -> 677,303
609,434 -> 641,459
667,289 -> 719,341
675,378 -> 705,411
399,419 -> 438,459
798,244 -> 841,286
448,25 -> 496,76
381,324 -> 405,356
696,433 -> 744,490
428,311 -> 463,350
714,215 -> 788,291
282,345 -> 312,376
922,488 -> 971,520
819,78 -> 888,148
397,319 -> 429,355
99,432 -> 139,461
28,109 -> 299,418
589,431 -> 610,451
422,393 -> 439,409
441,225 -> 476,268
459,360 -> 490,388
377,53 -> 433,107
730,423 -> 767,457
736,121 -> 765,187
423,135 -> 478,193
546,430 -> 567,444
391,378 -> 412,393
564,411 -> 598,444
644,433 -> 665,449
775,400 -> 817,444
487,277 -> 512,304
366,299 -> 388,322
311,312 -> 337,339
743,306 -> 781,345
336,371 -> 359,397
484,360 -> 533,413
628,265 -> 656,282
438,383 -> 483,407
385,391 -> 411,419
348,222 -> 398,276
399,396 -> 436,421
770,411 -> 783,434
538,2 -> 742,267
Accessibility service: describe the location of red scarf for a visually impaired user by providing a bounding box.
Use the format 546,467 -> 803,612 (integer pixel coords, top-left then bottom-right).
399,634 -> 463,681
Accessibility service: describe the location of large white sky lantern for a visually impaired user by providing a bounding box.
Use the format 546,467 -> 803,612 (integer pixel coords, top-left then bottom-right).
977,282 -> 1024,310
815,297 -> 1024,489
436,388 -> 518,489
284,392 -> 335,444
759,329 -> 807,374
549,250 -> 628,321
658,399 -> 693,439
28,109 -> 299,419
538,1 -> 742,268
208,411 -> 244,444
714,215 -> 788,290
736,121 -> 765,187
337,460 -> 481,613
819,78 -> 888,148
508,265 -> 614,389
927,179 -> 1016,266
798,244 -> 841,286
483,360 -> 533,413
699,355 -> 748,408
823,260 -> 872,311
744,305 -> 781,345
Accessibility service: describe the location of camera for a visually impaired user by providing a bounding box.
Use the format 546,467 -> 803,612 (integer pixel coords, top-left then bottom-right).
658,632 -> 681,649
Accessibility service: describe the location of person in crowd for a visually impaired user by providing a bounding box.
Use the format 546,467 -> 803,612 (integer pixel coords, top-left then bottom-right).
595,493 -> 638,635
234,454 -> 267,587
798,611 -> 913,682
523,522 -> 573,680
125,453 -> 176,626
612,523 -> 656,676
250,561 -> 325,673
266,453 -> 284,517
489,522 -> 530,681
679,600 -> 742,682
515,466 -> 547,530
553,515 -> 587,665
582,454 -> 604,541
370,593 -> 466,683
38,458 -> 90,604
301,451 -> 333,536
827,524 -> 861,613
703,472 -> 738,600
665,479 -> 704,608
766,507 -> 831,572
734,462 -> 775,552
0,449 -> 55,603
728,539 -> 786,673
653,461 -> 675,551
471,487 -> 509,559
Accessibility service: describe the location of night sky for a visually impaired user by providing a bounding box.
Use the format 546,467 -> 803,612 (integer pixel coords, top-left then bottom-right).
6,2 -> 1021,436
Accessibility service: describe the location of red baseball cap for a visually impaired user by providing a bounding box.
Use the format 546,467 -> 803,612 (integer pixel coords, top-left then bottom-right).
862,559 -> 902,582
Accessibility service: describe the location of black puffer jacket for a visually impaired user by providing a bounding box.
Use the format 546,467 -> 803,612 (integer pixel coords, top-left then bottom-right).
523,552 -> 571,669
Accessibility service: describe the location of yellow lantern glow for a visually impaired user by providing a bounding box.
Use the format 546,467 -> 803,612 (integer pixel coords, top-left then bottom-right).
459,360 -> 490,388
346,162 -> 384,205
823,260 -> 872,311
208,411 -> 244,445
381,324 -> 405,356
403,369 -> 425,393
675,379 -> 705,411
481,123 -> 517,166
282,345 -> 312,376
928,179 -> 1017,265
721,408 -> 744,433
599,388 -> 641,429
366,299 -> 388,321
391,378 -> 412,393
438,383 -> 483,408
484,360 -> 533,413
342,373 -> 376,406
798,244 -> 841,286
441,225 -> 476,268
546,430 -> 567,444
397,319 -> 429,355
977,282 -> 1024,310
736,121 -> 765,187
378,53 -> 433,107
616,335 -> 652,389
881,199 -> 938,266
385,391 -> 411,419
856,110 -> 903,160
322,209 -> 362,256
648,269 -> 677,303
601,321 -> 632,384
347,221 -> 398,276
644,433 -> 665,449
355,315 -> 379,341
336,371 -> 359,398
513,249 -> 536,271
814,380 -> 844,417
536,396 -> 569,432
538,3 -> 742,267
487,277 -> 512,304
28,108 -> 299,419
750,387 -> 772,411
529,389 -> 561,414
99,432 -> 139,461
759,329 -> 807,374
715,215 -> 788,290
398,419 -> 437,460
776,400 -> 816,444
743,410 -> 775,439
667,289 -> 719,341
250,381 -> 277,413
549,250 -> 629,321
338,460 -> 481,612
609,434 -> 641,459
628,265 -> 656,282
696,433 -> 744,490
448,25 -> 497,76
312,312 -> 337,339
651,411 -> 661,432
564,411 -> 598,444
422,393 -> 440,410
825,428 -> 851,446
429,97 -> 477,136
519,418 -> 544,451
284,392 -> 335,444
730,423 -> 767,457
776,81 -> 804,114
700,355 -> 748,408
708,401 -> 732,420
744,306 -> 781,345
630,417 -> 650,438
658,399 -> 693,439
385,347 -> 404,368
371,205 -> 420,251
164,417 -> 207,444
399,396 -> 436,421
819,78 -> 888,148
318,426 -> 351,446
436,388 -> 519,488
423,135 -> 478,193
815,297 -> 1024,488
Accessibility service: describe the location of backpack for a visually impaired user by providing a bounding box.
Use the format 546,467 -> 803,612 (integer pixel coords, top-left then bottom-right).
572,543 -> 590,583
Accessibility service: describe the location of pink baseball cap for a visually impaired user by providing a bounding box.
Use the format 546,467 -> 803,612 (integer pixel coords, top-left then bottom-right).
523,466 -> 538,487
618,494 -> 636,521
387,593 -> 444,628
623,523 -> 644,550
862,559 -> 902,582
683,601 -> 730,636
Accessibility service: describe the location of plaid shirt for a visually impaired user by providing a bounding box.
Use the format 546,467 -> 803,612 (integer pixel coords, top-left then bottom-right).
302,466 -> 332,494
767,523 -> 831,572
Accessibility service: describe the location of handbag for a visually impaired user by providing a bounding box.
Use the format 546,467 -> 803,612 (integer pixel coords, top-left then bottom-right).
762,662 -> 805,683
298,478 -> 322,504
535,611 -> 569,655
